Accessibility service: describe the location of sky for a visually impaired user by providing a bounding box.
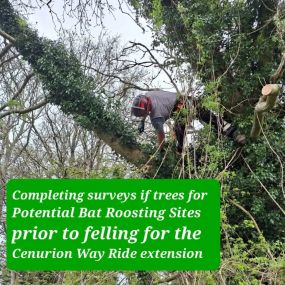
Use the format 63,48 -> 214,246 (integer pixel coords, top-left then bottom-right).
27,0 -> 152,43
22,0 -> 175,90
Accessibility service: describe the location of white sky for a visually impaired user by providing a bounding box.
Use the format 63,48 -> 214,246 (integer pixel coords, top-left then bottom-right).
23,0 -> 175,90
28,0 -> 152,43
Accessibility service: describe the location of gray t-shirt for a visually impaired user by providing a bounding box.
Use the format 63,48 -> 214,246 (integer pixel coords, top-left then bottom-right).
146,90 -> 177,120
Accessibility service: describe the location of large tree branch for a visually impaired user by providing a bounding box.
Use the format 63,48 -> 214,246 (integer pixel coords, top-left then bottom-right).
250,84 -> 280,139
250,51 -> 285,139
0,28 -> 15,43
0,0 -> 169,176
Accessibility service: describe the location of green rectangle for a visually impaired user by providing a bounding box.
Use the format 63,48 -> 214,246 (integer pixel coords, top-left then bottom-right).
7,179 -> 220,270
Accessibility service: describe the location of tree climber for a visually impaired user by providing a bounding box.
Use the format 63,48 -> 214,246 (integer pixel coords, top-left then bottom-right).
131,90 -> 246,152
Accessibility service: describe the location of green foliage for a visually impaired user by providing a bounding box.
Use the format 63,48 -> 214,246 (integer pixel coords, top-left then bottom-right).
220,233 -> 285,284
229,120 -> 285,239
172,107 -> 191,124
7,99 -> 21,108
130,1 -> 285,283
150,0 -> 163,28
63,271 -> 118,285
131,0 -> 285,231
201,94 -> 220,113
133,0 -> 279,111
16,17 -> 27,28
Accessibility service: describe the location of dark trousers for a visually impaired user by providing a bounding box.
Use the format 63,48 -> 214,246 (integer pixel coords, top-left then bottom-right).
173,106 -> 237,152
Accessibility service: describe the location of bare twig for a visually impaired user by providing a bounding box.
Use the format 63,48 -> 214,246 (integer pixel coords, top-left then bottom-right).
0,98 -> 48,119
241,154 -> 285,216
0,73 -> 34,112
229,198 -> 274,259
128,41 -> 180,93
83,64 -> 156,91
257,114 -> 285,198
0,53 -> 20,68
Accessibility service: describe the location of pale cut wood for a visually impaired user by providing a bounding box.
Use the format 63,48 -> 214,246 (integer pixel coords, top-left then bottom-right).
250,84 -> 280,139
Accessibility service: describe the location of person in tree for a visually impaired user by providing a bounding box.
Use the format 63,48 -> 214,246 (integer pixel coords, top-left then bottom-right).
131,90 -> 246,152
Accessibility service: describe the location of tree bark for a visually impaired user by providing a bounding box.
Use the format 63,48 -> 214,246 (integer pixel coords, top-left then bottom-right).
250,84 -> 280,139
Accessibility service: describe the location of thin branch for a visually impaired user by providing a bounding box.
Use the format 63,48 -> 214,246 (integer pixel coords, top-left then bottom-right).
0,42 -> 13,60
13,121 -> 33,164
84,64 -> 156,91
0,98 -> 48,119
217,146 -> 244,177
241,154 -> 285,216
0,53 -> 20,68
271,52 -> 285,83
117,0 -> 146,33
229,198 -> 274,259
258,114 -> 285,198
0,73 -> 34,112
128,41 -> 180,93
